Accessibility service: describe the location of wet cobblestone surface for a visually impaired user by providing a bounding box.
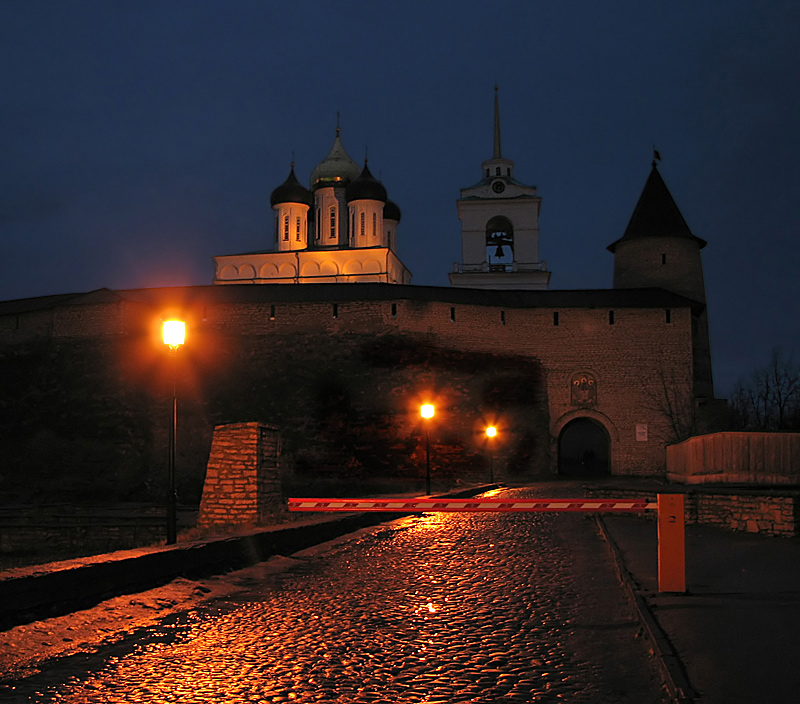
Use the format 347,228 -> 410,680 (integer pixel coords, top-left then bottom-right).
5,487 -> 669,703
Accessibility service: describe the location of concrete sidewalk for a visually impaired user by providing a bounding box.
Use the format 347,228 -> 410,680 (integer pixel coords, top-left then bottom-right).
601,514 -> 800,704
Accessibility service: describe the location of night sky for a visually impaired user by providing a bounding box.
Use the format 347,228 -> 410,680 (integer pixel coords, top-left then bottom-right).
2,1 -> 799,396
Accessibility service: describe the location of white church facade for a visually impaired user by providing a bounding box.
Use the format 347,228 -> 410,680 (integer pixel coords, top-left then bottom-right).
213,127 -> 411,286
214,89 -> 552,291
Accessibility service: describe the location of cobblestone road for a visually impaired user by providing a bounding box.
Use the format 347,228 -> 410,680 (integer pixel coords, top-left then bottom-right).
6,487 -> 669,703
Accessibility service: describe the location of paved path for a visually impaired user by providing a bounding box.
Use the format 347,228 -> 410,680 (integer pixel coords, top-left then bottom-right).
5,487 -> 669,703
603,514 -> 800,704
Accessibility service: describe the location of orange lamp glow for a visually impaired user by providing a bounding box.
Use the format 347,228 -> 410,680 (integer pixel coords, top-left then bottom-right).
486,426 -> 497,438
420,403 -> 434,419
162,320 -> 185,349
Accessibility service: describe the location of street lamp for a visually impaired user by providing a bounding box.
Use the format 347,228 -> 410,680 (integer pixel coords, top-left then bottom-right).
485,426 -> 497,483
420,404 -> 434,494
162,319 -> 185,545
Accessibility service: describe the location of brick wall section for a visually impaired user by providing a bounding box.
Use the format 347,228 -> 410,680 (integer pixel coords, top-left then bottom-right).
0,505 -> 197,560
612,236 -> 714,399
198,423 -> 283,527
0,308 -> 54,342
587,486 -> 800,537
0,286 -> 699,478
204,297 -> 692,476
0,523 -> 165,557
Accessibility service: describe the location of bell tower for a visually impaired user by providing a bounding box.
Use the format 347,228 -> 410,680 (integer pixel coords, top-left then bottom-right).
450,87 -> 550,290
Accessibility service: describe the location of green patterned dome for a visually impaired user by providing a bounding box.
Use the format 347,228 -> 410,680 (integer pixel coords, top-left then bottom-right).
311,132 -> 361,190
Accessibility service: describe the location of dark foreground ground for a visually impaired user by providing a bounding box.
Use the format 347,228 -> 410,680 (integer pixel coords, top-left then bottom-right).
3,481 -> 800,703
1,484 -> 669,703
603,513 -> 800,704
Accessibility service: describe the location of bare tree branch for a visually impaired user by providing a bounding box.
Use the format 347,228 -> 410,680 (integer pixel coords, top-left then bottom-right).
729,348 -> 800,430
643,367 -> 697,443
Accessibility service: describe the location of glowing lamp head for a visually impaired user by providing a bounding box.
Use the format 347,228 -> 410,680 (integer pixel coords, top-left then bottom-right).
162,320 -> 185,349
420,403 -> 434,419
486,426 -> 497,438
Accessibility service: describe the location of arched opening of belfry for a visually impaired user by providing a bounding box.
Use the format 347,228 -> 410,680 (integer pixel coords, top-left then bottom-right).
557,418 -> 610,477
485,215 -> 514,270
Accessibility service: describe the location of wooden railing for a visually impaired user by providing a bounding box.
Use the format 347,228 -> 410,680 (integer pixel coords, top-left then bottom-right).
667,431 -> 800,484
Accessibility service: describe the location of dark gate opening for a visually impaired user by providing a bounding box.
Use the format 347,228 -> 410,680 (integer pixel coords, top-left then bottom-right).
558,418 -> 609,477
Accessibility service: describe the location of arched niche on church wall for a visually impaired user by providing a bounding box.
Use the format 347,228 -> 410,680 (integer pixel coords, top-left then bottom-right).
343,259 -> 363,275
320,260 -> 339,276
279,263 -> 296,277
260,263 -> 279,278
218,265 -> 238,280
363,259 -> 382,274
239,264 -> 256,279
301,261 -> 320,277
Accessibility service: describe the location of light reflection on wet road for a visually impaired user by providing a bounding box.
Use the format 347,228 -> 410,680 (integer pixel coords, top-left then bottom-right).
7,488 -> 668,703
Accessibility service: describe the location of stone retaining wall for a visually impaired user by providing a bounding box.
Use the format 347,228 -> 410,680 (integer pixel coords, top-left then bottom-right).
0,506 -> 196,563
587,486 -> 800,537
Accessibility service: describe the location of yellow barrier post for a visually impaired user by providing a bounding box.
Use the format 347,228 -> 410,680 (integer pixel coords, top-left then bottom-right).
657,493 -> 686,593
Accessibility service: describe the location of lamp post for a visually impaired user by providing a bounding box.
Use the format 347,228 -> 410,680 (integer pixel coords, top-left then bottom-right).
420,403 -> 434,495
162,320 -> 185,545
485,425 -> 497,483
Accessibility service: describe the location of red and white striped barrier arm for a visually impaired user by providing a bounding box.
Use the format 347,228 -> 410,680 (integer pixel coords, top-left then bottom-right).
287,498 -> 657,513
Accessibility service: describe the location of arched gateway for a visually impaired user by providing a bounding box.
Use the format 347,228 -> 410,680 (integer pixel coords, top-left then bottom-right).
558,418 -> 610,477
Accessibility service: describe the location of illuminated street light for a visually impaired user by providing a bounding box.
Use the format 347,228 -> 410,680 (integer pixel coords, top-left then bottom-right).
485,426 -> 497,483
162,319 -> 185,349
162,319 -> 185,544
420,404 -> 435,494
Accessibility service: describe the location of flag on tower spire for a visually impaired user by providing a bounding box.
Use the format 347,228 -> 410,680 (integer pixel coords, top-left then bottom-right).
652,146 -> 662,166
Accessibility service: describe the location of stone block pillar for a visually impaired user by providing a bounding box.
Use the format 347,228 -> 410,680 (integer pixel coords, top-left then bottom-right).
198,422 -> 283,528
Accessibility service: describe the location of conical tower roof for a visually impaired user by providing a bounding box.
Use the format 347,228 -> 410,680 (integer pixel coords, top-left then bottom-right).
608,162 -> 706,252
310,128 -> 361,190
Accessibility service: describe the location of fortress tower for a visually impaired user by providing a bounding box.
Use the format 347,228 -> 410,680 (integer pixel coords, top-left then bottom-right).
608,159 -> 714,399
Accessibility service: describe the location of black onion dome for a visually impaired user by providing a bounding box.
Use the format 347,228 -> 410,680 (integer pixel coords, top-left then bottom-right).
270,166 -> 313,207
384,199 -> 401,222
345,163 -> 387,203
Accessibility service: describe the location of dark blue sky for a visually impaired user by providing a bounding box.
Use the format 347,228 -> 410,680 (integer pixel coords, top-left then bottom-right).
1,0 -> 799,396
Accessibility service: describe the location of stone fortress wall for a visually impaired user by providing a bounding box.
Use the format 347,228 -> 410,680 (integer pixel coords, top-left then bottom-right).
0,283 -> 697,482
